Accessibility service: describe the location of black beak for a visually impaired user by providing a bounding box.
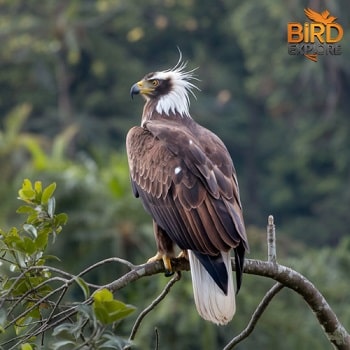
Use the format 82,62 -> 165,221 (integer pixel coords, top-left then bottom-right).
130,83 -> 140,100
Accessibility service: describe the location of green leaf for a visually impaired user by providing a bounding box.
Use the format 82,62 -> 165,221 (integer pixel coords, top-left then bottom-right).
11,279 -> 28,296
107,301 -> 136,323
20,343 -> 33,350
18,179 -> 36,202
47,197 -> 56,218
93,288 -> 113,302
52,322 -> 76,337
92,289 -> 135,324
23,224 -> 37,239
18,189 -> 36,202
22,179 -> 33,191
35,230 -> 49,250
55,213 -> 68,226
15,316 -> 32,335
47,197 -> 55,218
26,306 -> 41,320
41,182 -> 56,205
93,305 -> 110,324
2,227 -> 19,245
41,254 -> 61,262
27,211 -> 39,224
16,206 -> 36,215
12,275 -> 47,297
75,277 -> 90,299
22,236 -> 36,255
100,333 -> 130,349
34,181 -> 42,195
11,236 -> 26,253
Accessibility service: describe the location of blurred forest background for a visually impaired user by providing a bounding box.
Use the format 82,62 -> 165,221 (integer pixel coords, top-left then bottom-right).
0,0 -> 350,349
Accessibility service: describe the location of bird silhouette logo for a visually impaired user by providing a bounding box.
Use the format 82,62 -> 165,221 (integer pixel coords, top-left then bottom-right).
304,8 -> 337,25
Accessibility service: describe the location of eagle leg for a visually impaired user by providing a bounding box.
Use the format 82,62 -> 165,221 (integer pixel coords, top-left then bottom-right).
148,221 -> 175,276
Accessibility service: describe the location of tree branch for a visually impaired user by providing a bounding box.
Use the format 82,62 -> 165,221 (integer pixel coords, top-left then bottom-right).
105,256 -> 350,349
223,282 -> 284,349
3,230 -> 349,349
126,272 -> 181,348
242,259 -> 350,349
267,215 -> 277,263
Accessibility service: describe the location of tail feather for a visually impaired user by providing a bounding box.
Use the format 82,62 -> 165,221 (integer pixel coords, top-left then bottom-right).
234,242 -> 246,293
191,251 -> 228,294
188,250 -> 235,325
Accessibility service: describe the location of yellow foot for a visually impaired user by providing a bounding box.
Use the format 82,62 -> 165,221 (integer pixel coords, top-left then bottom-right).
148,252 -> 173,275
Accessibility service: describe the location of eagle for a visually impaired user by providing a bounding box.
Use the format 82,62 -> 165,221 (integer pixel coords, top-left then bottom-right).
126,56 -> 249,325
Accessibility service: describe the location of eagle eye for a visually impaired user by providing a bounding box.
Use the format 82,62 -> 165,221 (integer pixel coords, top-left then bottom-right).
151,79 -> 159,87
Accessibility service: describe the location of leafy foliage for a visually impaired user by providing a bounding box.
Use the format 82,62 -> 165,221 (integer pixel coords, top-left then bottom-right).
0,180 -> 134,349
0,180 -> 67,341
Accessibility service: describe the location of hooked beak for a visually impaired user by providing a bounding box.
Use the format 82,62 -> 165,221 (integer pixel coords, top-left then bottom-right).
130,80 -> 155,100
130,83 -> 140,100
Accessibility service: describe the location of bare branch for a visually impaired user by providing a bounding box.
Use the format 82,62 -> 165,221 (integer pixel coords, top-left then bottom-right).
154,327 -> 159,350
39,284 -> 68,333
103,255 -> 350,349
223,282 -> 284,350
126,272 -> 181,348
119,256 -> 350,349
267,215 -> 277,263
78,257 -> 136,277
242,259 -> 350,350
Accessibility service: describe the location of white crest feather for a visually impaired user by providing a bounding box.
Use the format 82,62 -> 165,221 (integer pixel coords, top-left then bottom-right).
151,52 -> 199,117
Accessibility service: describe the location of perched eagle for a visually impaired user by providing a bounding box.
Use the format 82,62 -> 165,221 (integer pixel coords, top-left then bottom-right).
127,57 -> 249,325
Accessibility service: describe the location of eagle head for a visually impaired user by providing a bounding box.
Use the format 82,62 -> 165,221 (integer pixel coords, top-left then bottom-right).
130,58 -> 198,117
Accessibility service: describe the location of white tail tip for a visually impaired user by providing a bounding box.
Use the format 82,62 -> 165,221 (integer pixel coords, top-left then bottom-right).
188,250 -> 235,325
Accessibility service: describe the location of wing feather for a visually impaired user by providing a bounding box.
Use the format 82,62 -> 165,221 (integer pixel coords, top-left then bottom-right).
163,200 -> 205,251
202,198 -> 237,248
183,209 -> 218,254
196,202 -> 231,251
126,121 -> 248,260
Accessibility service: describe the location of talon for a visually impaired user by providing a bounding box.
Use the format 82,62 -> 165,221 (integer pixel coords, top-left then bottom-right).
147,252 -> 163,264
177,250 -> 188,259
164,269 -> 174,277
147,252 -> 173,275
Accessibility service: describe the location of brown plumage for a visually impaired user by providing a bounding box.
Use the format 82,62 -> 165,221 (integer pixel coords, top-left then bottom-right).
126,57 -> 248,325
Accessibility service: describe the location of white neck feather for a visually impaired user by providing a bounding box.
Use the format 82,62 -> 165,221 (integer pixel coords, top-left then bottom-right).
152,61 -> 199,118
